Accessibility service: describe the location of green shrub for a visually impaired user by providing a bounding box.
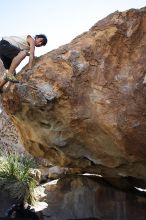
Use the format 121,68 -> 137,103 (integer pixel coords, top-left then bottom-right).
0,150 -> 38,204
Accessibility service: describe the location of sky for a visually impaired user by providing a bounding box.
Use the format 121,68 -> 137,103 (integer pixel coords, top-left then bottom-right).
0,0 -> 146,69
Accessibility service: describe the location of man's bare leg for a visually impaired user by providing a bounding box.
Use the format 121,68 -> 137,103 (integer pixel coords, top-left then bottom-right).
8,51 -> 27,76
0,51 -> 27,89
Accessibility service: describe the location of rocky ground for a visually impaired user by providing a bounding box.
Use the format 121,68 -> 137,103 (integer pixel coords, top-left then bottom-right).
0,175 -> 146,220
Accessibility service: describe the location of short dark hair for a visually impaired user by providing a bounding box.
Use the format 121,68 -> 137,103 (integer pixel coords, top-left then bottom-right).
35,34 -> 48,46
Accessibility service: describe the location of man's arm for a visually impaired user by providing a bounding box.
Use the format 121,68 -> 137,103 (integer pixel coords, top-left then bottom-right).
27,35 -> 35,69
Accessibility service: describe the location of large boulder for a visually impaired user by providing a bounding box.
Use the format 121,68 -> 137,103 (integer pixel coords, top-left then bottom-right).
1,8 -> 146,183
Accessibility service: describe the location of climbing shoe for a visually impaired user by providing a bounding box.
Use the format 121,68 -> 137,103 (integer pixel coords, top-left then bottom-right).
4,74 -> 19,83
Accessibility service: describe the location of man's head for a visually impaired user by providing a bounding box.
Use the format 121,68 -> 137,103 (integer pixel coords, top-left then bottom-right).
35,34 -> 48,47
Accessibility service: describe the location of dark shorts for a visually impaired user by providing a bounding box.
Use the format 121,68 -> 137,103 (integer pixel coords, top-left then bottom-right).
0,39 -> 21,69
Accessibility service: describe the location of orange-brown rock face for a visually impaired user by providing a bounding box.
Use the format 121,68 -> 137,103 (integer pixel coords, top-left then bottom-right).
2,8 -> 146,181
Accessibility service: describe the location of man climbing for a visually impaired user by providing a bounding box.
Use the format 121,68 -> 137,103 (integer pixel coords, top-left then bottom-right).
0,34 -> 48,93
